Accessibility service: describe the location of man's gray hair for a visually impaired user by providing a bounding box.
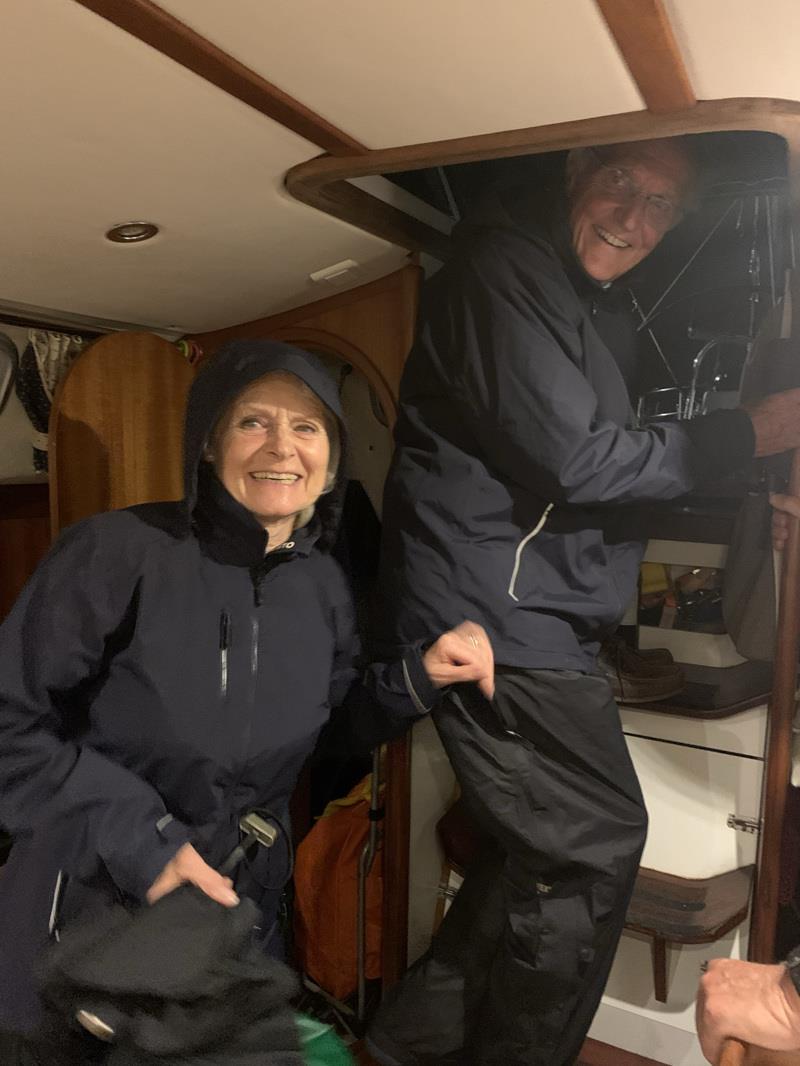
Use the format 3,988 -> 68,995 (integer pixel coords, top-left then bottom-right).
566,136 -> 700,212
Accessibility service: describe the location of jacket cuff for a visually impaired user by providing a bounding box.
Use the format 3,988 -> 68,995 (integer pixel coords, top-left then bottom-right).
104,813 -> 191,903
682,408 -> 756,482
401,642 -> 440,716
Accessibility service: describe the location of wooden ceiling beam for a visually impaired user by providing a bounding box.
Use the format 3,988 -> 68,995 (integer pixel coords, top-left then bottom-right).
73,0 -> 367,156
595,0 -> 696,113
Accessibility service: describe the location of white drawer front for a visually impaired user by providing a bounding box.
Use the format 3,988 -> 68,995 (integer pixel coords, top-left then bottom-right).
620,703 -> 767,759
627,735 -> 762,878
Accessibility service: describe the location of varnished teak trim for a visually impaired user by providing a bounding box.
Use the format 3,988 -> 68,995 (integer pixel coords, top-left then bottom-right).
287,98 -> 800,259
580,1038 -> 667,1066
596,0 -> 696,113
73,0 -> 366,156
750,451 -> 800,961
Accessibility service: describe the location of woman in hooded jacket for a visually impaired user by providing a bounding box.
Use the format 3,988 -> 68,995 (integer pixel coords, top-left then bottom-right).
0,340 -> 494,1060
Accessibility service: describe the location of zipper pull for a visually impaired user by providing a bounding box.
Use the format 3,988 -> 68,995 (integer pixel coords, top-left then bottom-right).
49,869 -> 69,941
251,567 -> 265,607
219,611 -> 230,696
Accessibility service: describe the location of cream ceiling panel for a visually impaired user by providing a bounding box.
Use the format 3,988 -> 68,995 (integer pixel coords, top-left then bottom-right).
0,0 -> 404,333
155,0 -> 645,146
667,0 -> 800,103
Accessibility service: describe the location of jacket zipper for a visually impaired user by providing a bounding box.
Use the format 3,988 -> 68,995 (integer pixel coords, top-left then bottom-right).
250,616 -> 260,682
507,503 -> 554,602
234,612 -> 260,761
219,610 -> 231,697
48,869 -> 67,941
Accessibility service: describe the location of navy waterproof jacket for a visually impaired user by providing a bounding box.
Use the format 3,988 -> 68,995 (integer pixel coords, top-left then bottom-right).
0,340 -> 435,1036
379,187 -> 756,671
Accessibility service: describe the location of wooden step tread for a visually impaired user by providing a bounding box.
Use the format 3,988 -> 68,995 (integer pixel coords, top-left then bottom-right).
626,864 -> 754,943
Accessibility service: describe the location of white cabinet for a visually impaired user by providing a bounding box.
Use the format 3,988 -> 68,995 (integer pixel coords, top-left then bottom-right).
590,700 -> 767,1063
626,718 -> 765,878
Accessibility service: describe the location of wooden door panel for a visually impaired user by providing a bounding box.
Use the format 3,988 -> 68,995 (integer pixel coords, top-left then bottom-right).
49,332 -> 194,534
0,482 -> 50,622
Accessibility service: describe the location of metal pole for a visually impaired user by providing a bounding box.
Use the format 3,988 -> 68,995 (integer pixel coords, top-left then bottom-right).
357,748 -> 383,1022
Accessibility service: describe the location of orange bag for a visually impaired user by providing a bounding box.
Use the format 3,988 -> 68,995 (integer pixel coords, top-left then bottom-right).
293,775 -> 383,1000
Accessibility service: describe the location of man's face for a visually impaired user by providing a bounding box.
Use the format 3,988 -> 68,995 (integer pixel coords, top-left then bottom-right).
569,144 -> 690,283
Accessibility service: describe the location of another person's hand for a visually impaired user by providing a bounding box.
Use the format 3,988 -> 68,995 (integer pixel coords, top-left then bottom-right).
770,493 -> 800,551
423,621 -> 495,700
146,842 -> 239,907
746,389 -> 800,458
696,958 -> 800,1063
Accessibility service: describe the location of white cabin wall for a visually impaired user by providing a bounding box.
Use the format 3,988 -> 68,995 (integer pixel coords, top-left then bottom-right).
0,325 -> 37,481
407,717 -> 455,965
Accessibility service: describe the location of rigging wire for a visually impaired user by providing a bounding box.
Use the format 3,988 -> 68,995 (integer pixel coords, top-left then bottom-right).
436,166 -> 461,222
746,196 -> 762,340
637,200 -> 740,332
766,193 -> 777,308
628,289 -> 679,385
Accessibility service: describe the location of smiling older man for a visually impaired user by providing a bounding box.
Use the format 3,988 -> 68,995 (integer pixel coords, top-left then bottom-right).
368,138 -> 800,1066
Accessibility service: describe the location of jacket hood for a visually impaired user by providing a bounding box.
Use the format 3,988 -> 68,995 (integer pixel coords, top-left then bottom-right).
183,339 -> 347,555
452,179 -> 558,243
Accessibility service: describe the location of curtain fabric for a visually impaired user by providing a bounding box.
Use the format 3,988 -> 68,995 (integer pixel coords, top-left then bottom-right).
15,330 -> 85,471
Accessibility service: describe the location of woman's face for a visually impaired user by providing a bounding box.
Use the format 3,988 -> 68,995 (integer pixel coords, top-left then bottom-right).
212,373 -> 331,534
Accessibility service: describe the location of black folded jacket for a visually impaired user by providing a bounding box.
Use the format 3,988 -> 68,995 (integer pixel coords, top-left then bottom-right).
41,885 -> 305,1065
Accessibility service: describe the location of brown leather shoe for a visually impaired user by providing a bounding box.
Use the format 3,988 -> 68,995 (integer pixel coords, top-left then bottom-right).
634,645 -> 675,666
599,639 -> 685,704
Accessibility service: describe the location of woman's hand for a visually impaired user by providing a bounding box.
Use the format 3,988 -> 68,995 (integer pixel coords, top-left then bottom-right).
423,621 -> 495,700
146,842 -> 239,907
770,493 -> 800,551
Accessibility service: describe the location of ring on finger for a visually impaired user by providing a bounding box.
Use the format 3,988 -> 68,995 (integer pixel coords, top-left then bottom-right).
468,633 -> 480,648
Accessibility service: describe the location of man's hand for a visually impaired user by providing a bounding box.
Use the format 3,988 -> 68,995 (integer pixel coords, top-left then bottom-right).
746,389 -> 800,458
770,493 -> 800,551
423,621 -> 495,700
696,958 -> 800,1063
146,842 -> 239,907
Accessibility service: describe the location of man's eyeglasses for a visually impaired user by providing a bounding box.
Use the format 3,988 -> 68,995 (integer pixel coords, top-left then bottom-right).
589,152 -> 683,232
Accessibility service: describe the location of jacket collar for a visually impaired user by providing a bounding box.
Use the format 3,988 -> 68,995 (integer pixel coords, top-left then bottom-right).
192,462 -> 319,567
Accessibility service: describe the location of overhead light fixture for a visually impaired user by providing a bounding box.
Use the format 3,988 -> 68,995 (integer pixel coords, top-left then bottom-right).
105,221 -> 159,244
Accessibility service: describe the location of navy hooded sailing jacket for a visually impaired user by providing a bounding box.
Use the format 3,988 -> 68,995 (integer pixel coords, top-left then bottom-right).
0,340 -> 435,1035
378,188 -> 756,671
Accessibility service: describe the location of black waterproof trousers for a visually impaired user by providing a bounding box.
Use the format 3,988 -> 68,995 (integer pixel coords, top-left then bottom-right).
369,668 -> 648,1066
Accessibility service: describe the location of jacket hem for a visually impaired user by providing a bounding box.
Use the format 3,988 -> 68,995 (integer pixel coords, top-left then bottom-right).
493,649 -> 596,674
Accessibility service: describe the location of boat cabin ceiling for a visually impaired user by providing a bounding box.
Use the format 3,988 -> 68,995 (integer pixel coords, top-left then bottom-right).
6,0 -> 800,337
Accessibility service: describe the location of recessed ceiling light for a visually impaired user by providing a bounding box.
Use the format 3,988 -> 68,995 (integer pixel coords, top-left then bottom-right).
105,221 -> 159,244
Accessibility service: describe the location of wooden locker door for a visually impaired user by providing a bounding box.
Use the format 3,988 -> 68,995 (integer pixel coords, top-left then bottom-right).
49,331 -> 194,535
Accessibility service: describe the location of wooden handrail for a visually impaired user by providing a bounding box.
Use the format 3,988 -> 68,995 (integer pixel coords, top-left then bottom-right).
749,449 -> 800,961
718,1037 -> 747,1065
